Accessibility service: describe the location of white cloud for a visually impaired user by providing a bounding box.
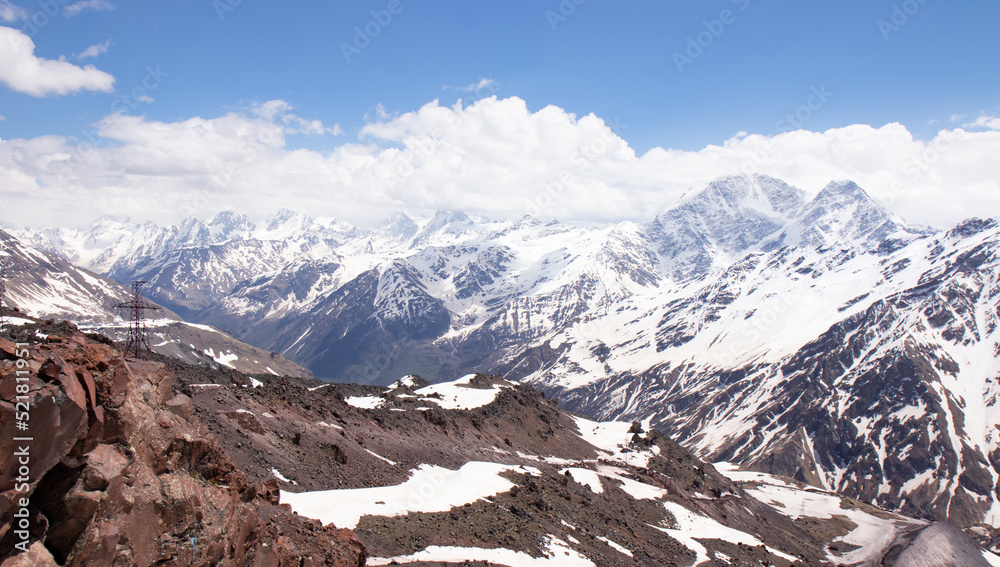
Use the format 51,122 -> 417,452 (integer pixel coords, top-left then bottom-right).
74,38 -> 112,60
443,77 -> 499,99
0,1 -> 26,21
1,96 -> 999,230
373,103 -> 391,120
0,26 -> 115,96
63,0 -> 114,18
964,115 -> 1000,131
459,77 -> 497,93
251,99 -> 341,136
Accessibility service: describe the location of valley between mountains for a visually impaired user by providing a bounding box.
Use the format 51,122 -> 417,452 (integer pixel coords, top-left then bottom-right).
4,173 -> 1000,564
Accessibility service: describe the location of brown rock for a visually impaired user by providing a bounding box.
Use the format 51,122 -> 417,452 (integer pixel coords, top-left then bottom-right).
0,337 -> 17,359
0,333 -> 367,567
0,371 -> 43,403
0,541 -> 58,567
81,445 -> 127,491
259,478 -> 281,505
227,410 -> 266,435
77,369 -> 99,415
53,358 -> 87,414
164,394 -> 194,419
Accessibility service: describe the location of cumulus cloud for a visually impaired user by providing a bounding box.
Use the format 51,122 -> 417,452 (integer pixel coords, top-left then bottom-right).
63,0 -> 114,18
0,26 -> 115,96
0,1 -> 26,22
74,38 -> 112,60
1,96 -> 999,230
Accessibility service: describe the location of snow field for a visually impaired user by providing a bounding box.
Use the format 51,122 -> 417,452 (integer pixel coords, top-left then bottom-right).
715,463 -> 923,565
344,374 -> 513,411
281,461 -> 539,530
367,536 -> 594,566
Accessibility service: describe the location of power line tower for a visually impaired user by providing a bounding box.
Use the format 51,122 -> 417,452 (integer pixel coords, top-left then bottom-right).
0,256 -> 8,335
113,281 -> 161,358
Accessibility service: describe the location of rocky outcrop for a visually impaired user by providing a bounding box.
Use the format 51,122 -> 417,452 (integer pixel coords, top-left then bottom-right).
0,329 -> 365,566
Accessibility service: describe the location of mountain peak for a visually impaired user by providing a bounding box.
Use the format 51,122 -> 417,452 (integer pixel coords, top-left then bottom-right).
696,174 -> 807,217
778,180 -> 924,251
207,210 -> 255,241
814,180 -> 872,203
264,208 -> 314,235
420,210 -> 473,234
372,211 -> 419,241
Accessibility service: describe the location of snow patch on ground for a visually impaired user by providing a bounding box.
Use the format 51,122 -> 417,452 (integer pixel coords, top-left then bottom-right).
203,347 -> 238,369
390,374 -> 422,389
365,448 -> 397,465
595,465 -> 668,500
659,501 -> 797,563
596,536 -> 633,558
413,374 -> 512,410
367,536 -> 594,566
282,462 -> 540,529
716,463 -> 925,565
271,468 -> 295,484
345,395 -> 384,409
571,416 -> 658,467
561,468 -> 604,494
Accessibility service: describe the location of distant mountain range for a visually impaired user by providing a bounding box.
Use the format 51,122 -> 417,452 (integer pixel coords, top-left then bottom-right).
5,173 -> 1000,528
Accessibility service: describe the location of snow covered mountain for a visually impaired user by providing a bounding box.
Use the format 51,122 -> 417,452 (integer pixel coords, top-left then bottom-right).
9,173 -> 1000,528
0,229 -> 314,378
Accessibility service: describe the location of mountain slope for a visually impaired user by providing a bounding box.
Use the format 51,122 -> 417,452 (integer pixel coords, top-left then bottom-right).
524,217 -> 1000,526
9,174 -> 1000,528
0,229 -> 313,378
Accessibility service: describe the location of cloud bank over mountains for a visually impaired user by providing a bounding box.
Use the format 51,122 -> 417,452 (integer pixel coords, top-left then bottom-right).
1,95 -> 998,229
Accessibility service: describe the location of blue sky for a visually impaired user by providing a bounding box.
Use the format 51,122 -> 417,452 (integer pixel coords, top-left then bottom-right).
1,0 -> 999,228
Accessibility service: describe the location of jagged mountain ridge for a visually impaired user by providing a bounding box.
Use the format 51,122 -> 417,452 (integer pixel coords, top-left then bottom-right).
8,174 -> 1000,528
0,229 -> 313,379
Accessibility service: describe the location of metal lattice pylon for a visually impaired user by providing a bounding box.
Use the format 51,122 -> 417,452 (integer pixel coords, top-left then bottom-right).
0,255 -> 9,334
113,281 -> 161,358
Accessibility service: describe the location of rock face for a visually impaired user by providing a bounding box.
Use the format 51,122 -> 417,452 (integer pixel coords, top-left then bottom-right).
0,329 -> 365,566
891,522 -> 992,567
